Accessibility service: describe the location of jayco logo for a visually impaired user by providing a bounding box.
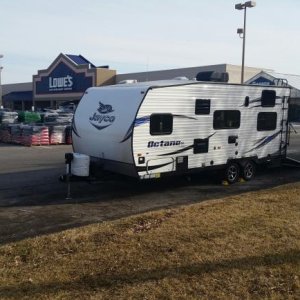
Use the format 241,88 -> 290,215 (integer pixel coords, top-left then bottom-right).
89,101 -> 116,131
49,75 -> 73,91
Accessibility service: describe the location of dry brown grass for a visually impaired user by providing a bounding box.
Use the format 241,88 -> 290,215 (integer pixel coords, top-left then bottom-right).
0,182 -> 300,299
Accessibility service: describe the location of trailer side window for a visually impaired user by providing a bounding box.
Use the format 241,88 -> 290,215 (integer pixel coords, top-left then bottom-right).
261,90 -> 276,107
213,110 -> 240,129
195,99 -> 210,114
257,112 -> 277,131
150,114 -> 173,135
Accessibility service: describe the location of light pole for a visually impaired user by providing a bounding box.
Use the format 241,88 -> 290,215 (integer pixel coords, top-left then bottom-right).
235,1 -> 256,84
0,54 -> 3,108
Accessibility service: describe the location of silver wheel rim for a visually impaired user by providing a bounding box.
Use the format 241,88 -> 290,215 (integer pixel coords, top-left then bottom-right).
244,163 -> 253,178
228,166 -> 238,181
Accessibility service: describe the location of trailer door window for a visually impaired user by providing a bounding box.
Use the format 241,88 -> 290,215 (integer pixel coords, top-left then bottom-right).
213,110 -> 240,129
257,112 -> 277,131
195,99 -> 210,114
150,114 -> 173,135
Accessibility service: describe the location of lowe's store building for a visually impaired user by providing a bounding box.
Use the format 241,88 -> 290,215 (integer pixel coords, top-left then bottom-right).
2,53 -> 300,121
2,54 -> 116,111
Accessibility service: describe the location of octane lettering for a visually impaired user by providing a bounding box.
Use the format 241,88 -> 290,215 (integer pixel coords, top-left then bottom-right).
147,140 -> 183,148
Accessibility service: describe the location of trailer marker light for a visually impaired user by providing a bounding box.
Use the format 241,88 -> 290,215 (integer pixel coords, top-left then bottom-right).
138,157 -> 145,164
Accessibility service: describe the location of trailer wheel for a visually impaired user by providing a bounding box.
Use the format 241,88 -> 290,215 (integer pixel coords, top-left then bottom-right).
225,162 -> 240,184
242,160 -> 256,181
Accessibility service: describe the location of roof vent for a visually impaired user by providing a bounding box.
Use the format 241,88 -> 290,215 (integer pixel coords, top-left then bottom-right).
117,79 -> 138,84
173,76 -> 189,80
196,71 -> 229,83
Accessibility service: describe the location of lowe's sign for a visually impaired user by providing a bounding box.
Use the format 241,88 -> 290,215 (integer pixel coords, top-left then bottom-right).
49,75 -> 73,91
35,61 -> 94,95
248,76 -> 273,86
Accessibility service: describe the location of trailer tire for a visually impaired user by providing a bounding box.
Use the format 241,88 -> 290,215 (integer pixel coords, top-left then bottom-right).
225,162 -> 240,184
242,160 -> 256,181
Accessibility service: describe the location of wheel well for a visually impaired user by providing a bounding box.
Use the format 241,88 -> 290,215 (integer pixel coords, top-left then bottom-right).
227,158 -> 257,168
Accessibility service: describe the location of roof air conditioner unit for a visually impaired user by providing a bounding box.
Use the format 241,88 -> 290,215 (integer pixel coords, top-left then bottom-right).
196,71 -> 229,83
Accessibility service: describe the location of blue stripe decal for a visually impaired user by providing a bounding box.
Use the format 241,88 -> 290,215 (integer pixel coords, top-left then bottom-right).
120,116 -> 150,143
244,130 -> 281,154
120,115 -> 196,143
135,116 -> 151,127
72,118 -> 81,138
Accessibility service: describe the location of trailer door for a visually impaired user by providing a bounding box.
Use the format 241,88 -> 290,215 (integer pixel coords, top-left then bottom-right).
286,123 -> 300,162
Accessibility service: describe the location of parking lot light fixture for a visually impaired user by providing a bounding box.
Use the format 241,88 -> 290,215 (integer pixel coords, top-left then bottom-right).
235,1 -> 256,84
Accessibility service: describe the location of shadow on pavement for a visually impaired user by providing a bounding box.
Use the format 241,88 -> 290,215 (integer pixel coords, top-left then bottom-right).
0,165 -> 300,245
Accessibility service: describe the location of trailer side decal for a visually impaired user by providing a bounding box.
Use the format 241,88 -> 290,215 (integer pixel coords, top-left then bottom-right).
240,96 -> 282,108
120,116 -> 150,143
120,115 -> 197,143
173,114 -> 197,120
72,118 -> 81,138
120,123 -> 134,143
157,144 -> 194,156
244,130 -> 281,153
136,161 -> 173,172
240,97 -> 260,107
90,123 -> 112,131
135,116 -> 151,126
157,132 -> 216,156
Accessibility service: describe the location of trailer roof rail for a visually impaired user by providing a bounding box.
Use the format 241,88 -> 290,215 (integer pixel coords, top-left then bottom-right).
273,78 -> 289,87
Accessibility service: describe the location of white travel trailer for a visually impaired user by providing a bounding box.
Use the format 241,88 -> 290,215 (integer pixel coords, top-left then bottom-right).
72,77 -> 292,183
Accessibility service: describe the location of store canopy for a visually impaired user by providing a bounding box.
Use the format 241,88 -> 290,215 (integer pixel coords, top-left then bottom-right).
3,91 -> 33,102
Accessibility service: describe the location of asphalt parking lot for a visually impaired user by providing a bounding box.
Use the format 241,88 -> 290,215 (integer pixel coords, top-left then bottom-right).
1,143 -> 300,245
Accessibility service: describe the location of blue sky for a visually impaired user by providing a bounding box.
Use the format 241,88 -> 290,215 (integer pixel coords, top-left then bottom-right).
0,0 -> 299,84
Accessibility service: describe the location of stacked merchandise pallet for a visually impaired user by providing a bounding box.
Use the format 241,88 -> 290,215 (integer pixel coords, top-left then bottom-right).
22,125 -> 50,146
65,126 -> 72,145
0,109 -> 74,147
45,111 -> 74,145
49,125 -> 67,144
43,112 -> 73,124
10,125 -> 22,144
0,111 -> 18,143
18,111 -> 41,124
0,125 -> 12,143
38,126 -> 50,146
0,111 -> 18,124
22,125 -> 34,146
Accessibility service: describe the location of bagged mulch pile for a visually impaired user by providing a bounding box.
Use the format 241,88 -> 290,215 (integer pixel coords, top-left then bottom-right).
56,112 -> 73,124
18,111 -> 41,124
22,125 -> 49,146
0,108 -> 73,146
10,124 -> 22,144
43,112 -> 58,123
0,124 -> 12,143
0,111 -> 18,124
44,112 -> 73,125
